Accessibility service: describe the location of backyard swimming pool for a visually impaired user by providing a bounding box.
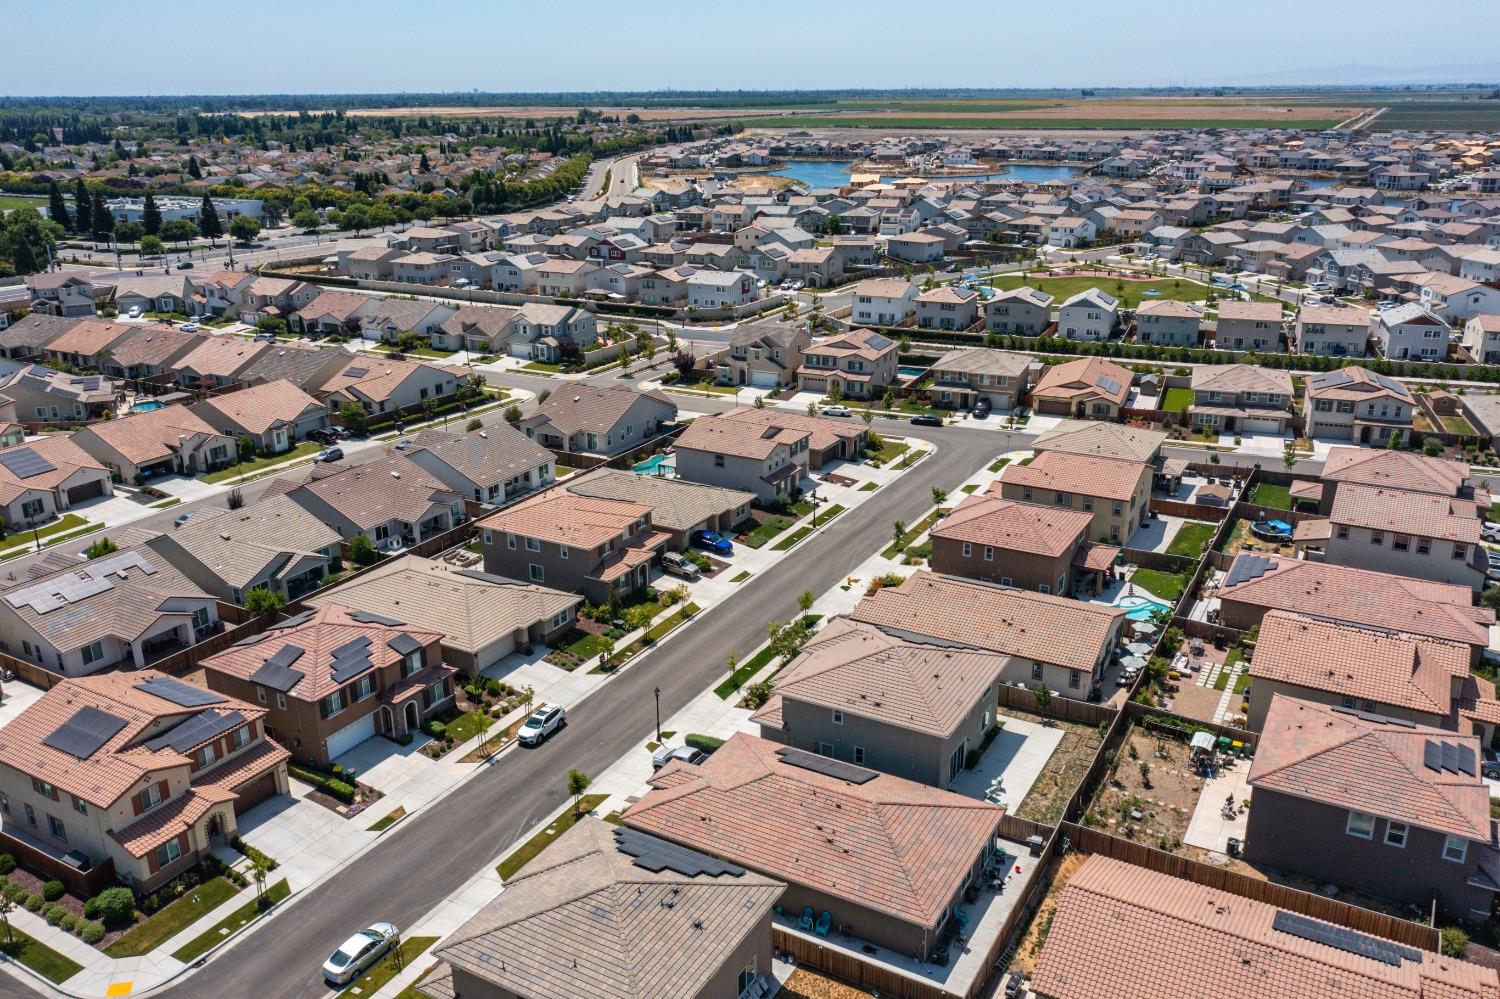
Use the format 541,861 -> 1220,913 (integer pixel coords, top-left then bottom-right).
898,366 -> 927,378
633,453 -> 674,476
1116,595 -> 1172,620
129,400 -> 165,413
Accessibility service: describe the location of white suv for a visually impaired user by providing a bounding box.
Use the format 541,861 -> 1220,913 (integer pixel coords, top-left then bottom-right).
519,704 -> 566,746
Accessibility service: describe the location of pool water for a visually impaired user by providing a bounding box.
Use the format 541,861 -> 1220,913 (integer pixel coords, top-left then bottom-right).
1116,595 -> 1172,620
898,366 -> 927,378
633,453 -> 674,476
765,160 -> 1081,189
129,400 -> 165,413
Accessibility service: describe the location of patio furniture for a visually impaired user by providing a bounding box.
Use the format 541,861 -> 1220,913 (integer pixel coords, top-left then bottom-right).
815,911 -> 832,938
797,906 -> 814,932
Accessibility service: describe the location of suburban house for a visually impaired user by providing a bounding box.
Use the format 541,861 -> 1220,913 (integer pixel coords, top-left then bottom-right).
886,229 -> 947,263
506,303 -> 598,362
1028,357 -> 1132,419
199,602 -> 456,766
144,496 -> 342,605
25,273 -> 97,318
563,468 -> 752,552
432,305 -> 519,354
1294,304 -> 1369,357
189,379 -> 330,454
401,425 -> 556,507
1461,314 -> 1500,365
291,291 -> 376,337
915,285 -> 980,330
1318,483 -> 1485,590
0,314 -> 77,361
1186,364 -> 1295,435
715,317 -> 810,388
715,407 -> 868,467
848,278 -> 917,326
1245,611 -> 1500,742
280,453 -> 465,552
421,817 -> 783,999
306,554 -> 579,675
997,451 -> 1152,546
621,732 -> 1002,961
1213,300 -> 1285,352
358,299 -> 456,343
71,404 -> 235,482
851,571 -> 1125,698
1302,366 -> 1413,444
43,320 -> 136,371
1133,299 -> 1203,346
0,436 -> 113,529
101,326 -> 205,381
985,286 -> 1054,335
0,547 -> 220,676
239,342 -> 350,395
1246,694 -> 1499,921
795,328 -> 898,400
479,490 -> 669,602
110,276 -> 192,318
930,490 -> 1112,596
1318,447 -> 1479,515
925,347 -> 1034,412
0,364 -> 116,425
519,384 -> 677,459
1372,302 -> 1451,361
686,269 -> 758,309
171,336 -> 269,390
751,617 -> 1012,789
1056,289 -> 1118,342
0,671 -> 289,893
672,414 -> 810,504
1030,854 -> 1500,999
1046,216 -> 1097,248
315,356 -> 466,420
535,258 -> 599,297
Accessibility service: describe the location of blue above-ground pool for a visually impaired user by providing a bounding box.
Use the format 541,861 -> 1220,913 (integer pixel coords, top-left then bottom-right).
1249,519 -> 1293,541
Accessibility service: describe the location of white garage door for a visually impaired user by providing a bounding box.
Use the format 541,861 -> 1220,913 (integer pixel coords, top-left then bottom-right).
1242,417 -> 1282,433
751,370 -> 779,388
479,635 -> 516,671
325,712 -> 377,761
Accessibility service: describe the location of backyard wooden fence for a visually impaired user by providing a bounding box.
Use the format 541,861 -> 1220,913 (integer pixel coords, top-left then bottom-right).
997,682 -> 1116,727
1122,699 -> 1257,751
1149,497 -> 1231,522
1059,822 -> 1440,952
774,929 -> 959,999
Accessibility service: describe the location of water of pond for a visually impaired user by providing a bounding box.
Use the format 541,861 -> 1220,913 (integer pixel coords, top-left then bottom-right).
765,160 -> 1080,188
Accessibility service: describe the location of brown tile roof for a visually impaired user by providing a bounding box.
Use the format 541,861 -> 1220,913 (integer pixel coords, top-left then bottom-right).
77,403 -> 227,467
0,436 -> 107,508
147,495 -> 341,590
1031,854 -> 1500,999
1217,300 -> 1285,323
1329,483 -> 1480,544
1218,554 -> 1492,647
191,379 -> 325,436
524,384 -> 676,437
200,602 -> 444,703
109,327 -> 207,369
932,494 -> 1091,557
110,784 -> 236,857
1190,363 -> 1293,395
564,468 -> 752,533
999,450 -> 1149,503
767,618 -> 1011,739
1032,419 -> 1167,463
675,415 -> 807,460
718,406 -> 864,454
436,817 -> 783,999
622,733 -> 1000,929
1298,304 -> 1370,327
482,490 -> 650,550
318,356 -> 464,406
850,570 -> 1123,673
45,320 -> 135,358
1307,366 -> 1412,403
174,335 -> 269,378
1031,357 -> 1132,407
1250,695 -> 1493,842
803,328 -> 898,363
1322,447 -> 1469,497
292,453 -> 460,531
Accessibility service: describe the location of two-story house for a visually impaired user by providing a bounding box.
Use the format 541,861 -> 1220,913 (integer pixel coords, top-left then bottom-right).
715,318 -> 810,389
930,490 -> 1112,596
1461,315 -> 1500,365
914,285 -> 980,330
1213,300 -> 1285,352
1056,289 -> 1118,342
795,328 -> 899,401
985,286 -> 1054,335
1302,366 -> 1413,444
520,385 -> 677,459
1134,299 -> 1203,346
1186,364 -> 1294,435
1029,356 -> 1132,419
1371,302 -> 1451,361
1320,483 -> 1485,591
997,450 -> 1153,546
1294,304 -> 1369,357
673,414 -> 810,504
848,278 -> 917,327
925,347 -> 1034,411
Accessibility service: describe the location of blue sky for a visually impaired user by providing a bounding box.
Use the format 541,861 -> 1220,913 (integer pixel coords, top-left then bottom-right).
7,0 -> 1500,95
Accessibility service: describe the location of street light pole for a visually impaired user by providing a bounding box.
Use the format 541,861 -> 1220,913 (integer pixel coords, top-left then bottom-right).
654,686 -> 661,743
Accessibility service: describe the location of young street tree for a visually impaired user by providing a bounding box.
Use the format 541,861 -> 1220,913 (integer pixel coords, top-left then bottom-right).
566,769 -> 592,814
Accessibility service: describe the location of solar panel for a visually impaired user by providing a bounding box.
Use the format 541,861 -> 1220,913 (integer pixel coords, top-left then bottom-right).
329,636 -> 374,683
268,610 -> 316,630
330,636 -> 371,661
1223,554 -> 1276,588
250,645 -> 306,692
145,710 -> 245,754
1454,743 -> 1476,776
387,633 -> 423,657
233,633 -> 268,648
1096,377 -> 1122,395
864,333 -> 893,350
775,747 -> 878,784
348,610 -> 405,627
1270,910 -> 1422,967
43,707 -> 128,760
1423,739 -> 1444,773
134,676 -> 227,708
344,366 -> 369,378
613,828 -> 746,878
0,448 -> 57,480
1332,706 -> 1414,727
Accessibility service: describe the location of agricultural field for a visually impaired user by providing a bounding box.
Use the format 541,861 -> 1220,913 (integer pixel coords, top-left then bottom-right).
757,97 -> 1363,130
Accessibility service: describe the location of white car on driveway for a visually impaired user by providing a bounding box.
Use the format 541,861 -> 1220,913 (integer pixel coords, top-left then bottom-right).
322,923 -> 398,985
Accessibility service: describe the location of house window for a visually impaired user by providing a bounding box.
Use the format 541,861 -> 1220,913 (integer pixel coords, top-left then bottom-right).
354,674 -> 376,701
1069,670 -> 1081,689
483,529 -> 493,546
832,710 -> 843,725
324,689 -> 345,718
156,839 -> 182,869
231,726 -> 251,751
403,651 -> 423,678
1000,576 -> 1013,586
560,546 -> 569,560
525,537 -> 540,552
1370,531 -> 1383,546
853,746 -> 865,765
1417,538 -> 1431,555
256,686 -> 266,703
738,959 -> 758,998
1453,544 -> 1467,561
72,796 -> 86,815
817,742 -> 834,757
1385,822 -> 1408,848
82,640 -> 105,666
24,804 -> 36,828
1083,497 -> 1093,512
1111,501 -> 1122,517
961,542 -> 972,558
193,607 -> 211,630
1346,810 -> 1375,839
529,564 -> 545,583
197,744 -> 218,768
983,547 -> 994,561
714,454 -> 725,467
1031,663 -> 1044,681
1393,535 -> 1410,552
47,815 -> 66,843
1335,525 -> 1349,540
32,777 -> 58,801
276,693 -> 287,710
1443,836 -> 1468,863
506,533 -> 516,549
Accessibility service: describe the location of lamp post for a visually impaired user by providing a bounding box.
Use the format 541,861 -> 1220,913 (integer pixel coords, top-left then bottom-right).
810,485 -> 819,528
654,686 -> 661,743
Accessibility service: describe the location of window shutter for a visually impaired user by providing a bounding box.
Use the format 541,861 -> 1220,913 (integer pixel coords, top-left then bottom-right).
132,792 -> 143,817
176,832 -> 190,855
146,848 -> 159,875
156,780 -> 169,803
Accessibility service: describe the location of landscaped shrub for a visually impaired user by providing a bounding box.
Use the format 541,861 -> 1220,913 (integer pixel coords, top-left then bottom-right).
83,895 -> 99,919
24,892 -> 44,912
44,904 -> 67,925
59,913 -> 77,932
79,920 -> 105,944
42,880 -> 65,902
0,853 -> 14,875
324,780 -> 356,803
425,720 -> 446,739
684,733 -> 726,755
92,886 -> 136,927
1,880 -> 25,904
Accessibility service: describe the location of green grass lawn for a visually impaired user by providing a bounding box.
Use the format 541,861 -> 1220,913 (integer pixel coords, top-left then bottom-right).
106,877 -> 240,957
200,441 -> 322,483
496,795 -> 609,879
0,193 -> 46,212
715,646 -> 777,699
859,481 -> 879,492
546,628 -> 608,665
170,879 -> 291,963
772,526 -> 814,551
0,926 -> 82,983
1245,482 -> 1292,510
1165,522 -> 1216,558
991,274 -> 1212,309
1440,414 -> 1476,435
0,514 -> 90,556
521,360 -> 562,373
1233,670 -> 1253,695
961,484 -> 979,494
440,709 -> 491,744
371,342 -> 454,359
338,936 -> 439,997
742,517 -> 791,549
866,440 -> 909,466
730,570 -> 751,582
883,509 -> 943,558
366,806 -> 406,832
987,456 -> 1012,473
1160,386 -> 1194,414
1130,568 -> 1187,604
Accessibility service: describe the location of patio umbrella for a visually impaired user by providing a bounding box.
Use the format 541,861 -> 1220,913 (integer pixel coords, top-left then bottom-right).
1131,621 -> 1158,636
1119,655 -> 1147,671
1126,641 -> 1153,656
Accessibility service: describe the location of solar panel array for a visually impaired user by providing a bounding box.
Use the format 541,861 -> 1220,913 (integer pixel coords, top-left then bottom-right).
4,552 -> 159,615
387,633 -> 423,657
1422,738 -> 1476,776
145,710 -> 246,754
1096,377 -> 1122,395
344,366 -> 369,378
613,828 -> 746,878
1270,910 -> 1422,968
329,636 -> 374,682
269,610 -> 316,630
1223,554 -> 1276,588
775,747 -> 879,785
864,333 -> 893,351
0,447 -> 57,480
135,676 -> 227,708
250,644 -> 306,692
43,706 -> 128,760
348,610 -> 405,627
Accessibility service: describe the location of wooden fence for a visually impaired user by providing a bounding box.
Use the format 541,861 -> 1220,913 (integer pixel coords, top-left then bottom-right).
1117,547 -> 1198,574
997,682 -> 1117,727
1059,822 -> 1440,952
1149,497 -> 1230,522
774,928 -> 958,999
1122,699 -> 1257,751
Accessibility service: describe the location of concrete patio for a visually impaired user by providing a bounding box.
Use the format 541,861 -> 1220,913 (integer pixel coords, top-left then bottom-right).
1184,766 -> 1253,856
949,713 -> 1064,812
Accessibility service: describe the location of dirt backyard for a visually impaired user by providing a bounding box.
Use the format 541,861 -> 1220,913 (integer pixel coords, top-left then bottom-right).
1084,725 -> 1202,853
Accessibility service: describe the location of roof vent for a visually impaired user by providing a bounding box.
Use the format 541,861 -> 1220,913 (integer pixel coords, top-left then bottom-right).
479,431 -> 487,438
391,471 -> 400,479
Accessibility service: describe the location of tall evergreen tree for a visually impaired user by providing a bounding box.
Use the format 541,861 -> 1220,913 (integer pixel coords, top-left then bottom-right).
12,236 -> 37,274
186,155 -> 201,179
91,190 -> 112,239
46,181 -> 70,231
71,178 -> 89,233
198,194 -> 222,242
141,193 -> 161,235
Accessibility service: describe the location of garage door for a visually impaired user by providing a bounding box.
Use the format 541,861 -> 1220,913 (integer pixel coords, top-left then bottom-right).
1241,417 -> 1282,434
751,370 -> 779,388
325,713 -> 377,760
233,769 -> 279,813
66,479 -> 105,504
478,635 -> 516,671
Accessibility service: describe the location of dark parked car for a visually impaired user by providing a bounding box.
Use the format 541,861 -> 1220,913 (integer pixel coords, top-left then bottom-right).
305,428 -> 336,445
910,414 -> 943,427
1484,749 -> 1500,781
972,398 -> 992,418
176,261 -> 194,270
691,529 -> 733,556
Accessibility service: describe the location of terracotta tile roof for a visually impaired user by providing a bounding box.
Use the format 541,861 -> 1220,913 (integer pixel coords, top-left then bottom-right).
622,733 -> 1000,929
318,356 -> 465,406
850,570 -> 1123,674
1250,695 -> 1493,842
1216,300 -> 1285,323
482,490 -> 651,551
803,328 -> 898,363
174,335 -> 269,379
718,406 -> 864,455
767,618 -> 1011,739
1031,854 -> 1500,999
191,379 -> 325,435
1329,483 -> 1480,544
1299,304 -> 1369,326
76,403 -> 227,467
1031,357 -> 1132,407
999,450 -> 1149,502
932,494 -> 1091,557
0,435 -> 107,508
1218,554 -> 1492,647
110,784 -> 236,857
200,602 -> 444,703
1323,447 -> 1469,497
675,415 -> 808,460
45,320 -> 134,358
437,817 -> 783,999
1307,366 -> 1412,402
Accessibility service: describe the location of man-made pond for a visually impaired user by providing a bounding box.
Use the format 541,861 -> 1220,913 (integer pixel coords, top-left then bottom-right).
765,160 -> 1080,188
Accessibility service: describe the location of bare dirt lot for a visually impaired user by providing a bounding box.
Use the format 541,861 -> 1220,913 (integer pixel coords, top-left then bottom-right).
1085,726 -> 1199,852
778,968 -> 877,998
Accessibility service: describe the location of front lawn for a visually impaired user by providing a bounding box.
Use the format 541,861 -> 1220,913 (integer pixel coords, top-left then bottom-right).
0,926 -> 82,984
371,342 -> 454,358
0,513 -> 90,557
521,360 -> 562,373
987,456 -> 1012,473
544,629 -> 609,670
170,879 -> 291,963
1129,568 -> 1188,604
1165,522 -> 1216,558
200,441 -> 322,483
1245,482 -> 1292,510
436,709 -> 490,745
1160,386 -> 1194,414
883,509 -> 943,558
338,936 -> 439,997
742,516 -> 791,548
105,876 -> 239,957
496,794 -> 609,880
865,440 -> 909,467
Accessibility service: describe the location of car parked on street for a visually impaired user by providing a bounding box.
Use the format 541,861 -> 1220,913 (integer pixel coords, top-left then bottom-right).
822,405 -> 852,417
315,446 -> 344,463
519,703 -> 566,746
322,923 -> 398,985
691,530 -> 733,556
1484,749 -> 1500,781
910,414 -> 943,427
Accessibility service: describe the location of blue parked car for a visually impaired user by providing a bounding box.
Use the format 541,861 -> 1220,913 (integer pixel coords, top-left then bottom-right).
692,530 -> 733,556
